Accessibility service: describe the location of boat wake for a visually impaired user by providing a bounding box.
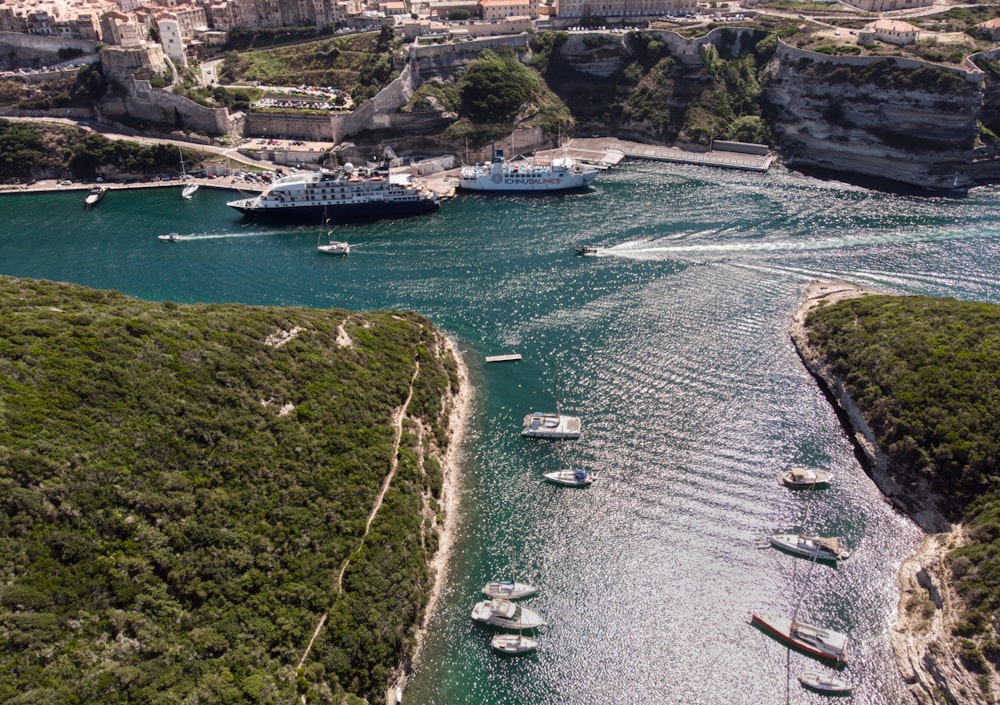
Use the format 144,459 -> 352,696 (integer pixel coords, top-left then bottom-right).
597,225 -> 1000,261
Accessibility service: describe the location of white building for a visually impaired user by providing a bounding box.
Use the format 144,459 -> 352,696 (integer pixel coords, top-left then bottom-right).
156,15 -> 186,66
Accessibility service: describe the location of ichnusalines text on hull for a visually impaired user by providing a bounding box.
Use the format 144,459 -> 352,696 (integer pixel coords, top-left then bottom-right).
227,163 -> 439,222
460,148 -> 599,192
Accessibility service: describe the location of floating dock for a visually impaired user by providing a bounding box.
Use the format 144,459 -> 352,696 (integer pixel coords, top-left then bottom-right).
485,354 -> 522,363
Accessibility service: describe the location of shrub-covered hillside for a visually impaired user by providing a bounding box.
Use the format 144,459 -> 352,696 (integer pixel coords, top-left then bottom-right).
0,277 -> 460,704
804,294 -> 1000,678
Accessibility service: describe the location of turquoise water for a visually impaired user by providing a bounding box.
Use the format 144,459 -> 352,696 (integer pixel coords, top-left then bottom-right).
3,164 -> 1000,705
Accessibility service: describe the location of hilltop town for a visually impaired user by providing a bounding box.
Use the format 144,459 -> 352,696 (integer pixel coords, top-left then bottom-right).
1,0 -> 1000,190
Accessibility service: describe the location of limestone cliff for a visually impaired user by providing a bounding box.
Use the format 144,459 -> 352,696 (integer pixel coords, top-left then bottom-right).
761,42 -> 987,191
790,281 -> 995,705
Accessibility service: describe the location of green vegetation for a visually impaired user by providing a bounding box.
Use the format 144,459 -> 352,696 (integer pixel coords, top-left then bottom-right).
804,58 -> 969,94
620,31 -> 772,145
0,64 -> 107,112
0,277 -> 459,704
217,29 -> 395,102
804,294 -> 1000,687
423,47 -> 573,147
0,120 -> 197,181
222,25 -> 337,51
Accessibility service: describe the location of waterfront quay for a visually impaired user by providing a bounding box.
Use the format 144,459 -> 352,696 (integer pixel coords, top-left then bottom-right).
558,136 -> 773,172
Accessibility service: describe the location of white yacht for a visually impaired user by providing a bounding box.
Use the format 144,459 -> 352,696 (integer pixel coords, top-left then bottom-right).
471,599 -> 546,630
778,466 -> 833,488
490,633 -> 539,655
521,412 -> 580,439
769,534 -> 850,562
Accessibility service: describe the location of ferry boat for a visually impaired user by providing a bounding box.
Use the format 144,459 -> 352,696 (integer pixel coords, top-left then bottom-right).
460,147 -> 598,192
227,162 -> 439,222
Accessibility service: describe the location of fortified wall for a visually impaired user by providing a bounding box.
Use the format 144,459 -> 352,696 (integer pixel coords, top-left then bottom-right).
99,77 -> 231,135
245,112 -> 334,141
0,30 -> 97,69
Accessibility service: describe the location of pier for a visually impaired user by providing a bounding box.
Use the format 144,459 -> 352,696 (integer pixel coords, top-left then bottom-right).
548,137 -> 773,172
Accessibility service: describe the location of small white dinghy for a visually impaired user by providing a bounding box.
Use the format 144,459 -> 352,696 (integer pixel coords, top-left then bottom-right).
490,632 -> 539,655
798,670 -> 852,695
544,468 -> 594,487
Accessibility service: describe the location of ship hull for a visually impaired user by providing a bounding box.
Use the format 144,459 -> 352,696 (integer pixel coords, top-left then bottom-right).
459,171 -> 597,192
751,613 -> 849,666
227,198 -> 438,223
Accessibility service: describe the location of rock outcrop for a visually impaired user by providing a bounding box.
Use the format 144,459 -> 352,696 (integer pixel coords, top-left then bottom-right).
762,43 -> 987,191
789,281 -> 993,705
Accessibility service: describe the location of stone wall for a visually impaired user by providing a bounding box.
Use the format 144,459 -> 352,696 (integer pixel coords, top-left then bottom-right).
0,30 -> 97,69
245,112 -> 335,140
774,39 -> 984,84
99,78 -> 230,135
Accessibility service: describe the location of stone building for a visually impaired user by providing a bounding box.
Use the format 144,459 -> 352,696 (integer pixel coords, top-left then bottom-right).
858,18 -> 920,47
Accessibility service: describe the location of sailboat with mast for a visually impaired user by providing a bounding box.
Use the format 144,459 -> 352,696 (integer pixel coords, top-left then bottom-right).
316,206 -> 350,255
179,147 -> 199,200
750,542 -> 850,666
522,368 -> 580,439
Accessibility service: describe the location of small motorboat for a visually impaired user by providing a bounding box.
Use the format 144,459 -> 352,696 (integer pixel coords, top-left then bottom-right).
778,465 -> 833,488
482,580 -> 538,600
798,670 -> 852,695
575,246 -> 598,255
158,233 -> 182,243
84,186 -> 107,207
769,534 -> 850,562
544,468 -> 594,487
491,633 -> 539,655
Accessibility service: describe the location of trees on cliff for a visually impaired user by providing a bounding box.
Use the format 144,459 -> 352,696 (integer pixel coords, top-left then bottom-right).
804,294 -> 1000,690
0,278 -> 458,704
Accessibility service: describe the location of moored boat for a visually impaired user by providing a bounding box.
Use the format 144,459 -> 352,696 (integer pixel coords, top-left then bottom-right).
769,534 -> 850,562
317,240 -> 350,255
750,612 -> 849,666
84,186 -> 107,207
181,180 -> 199,199
460,146 -> 598,192
798,670 -> 852,695
227,162 -> 439,223
471,599 -> 546,630
778,465 -> 833,488
522,412 -> 581,439
482,580 -> 538,600
544,468 -> 594,487
490,633 -> 539,654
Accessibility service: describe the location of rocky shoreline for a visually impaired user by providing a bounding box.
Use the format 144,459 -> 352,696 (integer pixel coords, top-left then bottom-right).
789,280 -> 986,705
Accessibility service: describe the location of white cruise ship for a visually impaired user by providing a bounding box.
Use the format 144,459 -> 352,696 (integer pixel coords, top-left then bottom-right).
227,163 -> 439,222
460,147 -> 598,192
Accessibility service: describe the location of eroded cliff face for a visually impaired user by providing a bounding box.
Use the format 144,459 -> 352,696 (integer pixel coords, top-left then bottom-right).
790,281 -> 997,705
762,43 -> 986,190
